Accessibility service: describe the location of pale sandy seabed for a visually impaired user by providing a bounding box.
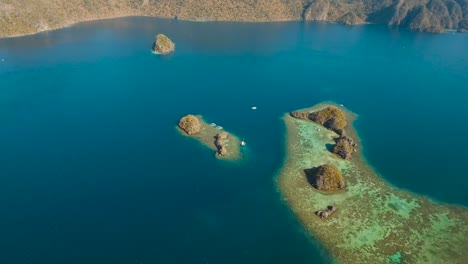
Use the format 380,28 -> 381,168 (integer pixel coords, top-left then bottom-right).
177,115 -> 242,161
277,103 -> 468,264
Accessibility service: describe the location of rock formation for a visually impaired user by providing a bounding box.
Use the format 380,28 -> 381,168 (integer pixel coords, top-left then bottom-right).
290,111 -> 310,120
306,164 -> 345,190
178,115 -> 201,135
215,132 -> 229,156
290,106 -> 347,135
153,34 -> 175,54
308,106 -> 347,134
1,0 -> 467,37
332,135 -> 357,160
291,106 -> 357,159
315,205 -> 337,218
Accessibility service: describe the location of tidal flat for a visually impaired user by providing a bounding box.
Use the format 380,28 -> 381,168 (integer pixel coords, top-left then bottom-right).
277,103 -> 468,263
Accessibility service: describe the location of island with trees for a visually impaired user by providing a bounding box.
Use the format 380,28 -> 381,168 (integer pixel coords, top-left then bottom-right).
152,34 -> 175,54
177,114 -> 242,160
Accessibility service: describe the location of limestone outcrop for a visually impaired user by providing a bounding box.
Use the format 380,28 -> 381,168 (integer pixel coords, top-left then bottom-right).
215,132 -> 229,156
306,164 -> 345,190
290,105 -> 357,159
290,106 -> 348,134
332,135 -> 357,160
178,115 -> 201,135
153,34 -> 175,54
308,106 -> 347,133
315,205 -> 337,218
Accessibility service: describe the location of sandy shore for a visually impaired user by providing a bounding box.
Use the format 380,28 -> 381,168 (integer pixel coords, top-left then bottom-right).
277,102 -> 468,263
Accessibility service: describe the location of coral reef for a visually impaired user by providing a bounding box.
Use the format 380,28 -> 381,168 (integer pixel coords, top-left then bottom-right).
278,103 -> 468,263
215,132 -> 229,156
177,115 -> 242,160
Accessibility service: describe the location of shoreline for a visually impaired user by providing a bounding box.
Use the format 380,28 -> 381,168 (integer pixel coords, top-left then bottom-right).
0,15 -> 297,39
0,14 -> 136,39
277,102 -> 468,263
1,15 -> 465,40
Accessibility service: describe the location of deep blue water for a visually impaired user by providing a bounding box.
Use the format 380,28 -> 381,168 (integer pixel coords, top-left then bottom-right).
0,17 -> 467,263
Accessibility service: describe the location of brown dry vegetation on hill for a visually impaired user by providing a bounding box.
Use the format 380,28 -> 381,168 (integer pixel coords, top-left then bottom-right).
305,164 -> 346,190
1,0 -> 467,37
308,106 -> 347,132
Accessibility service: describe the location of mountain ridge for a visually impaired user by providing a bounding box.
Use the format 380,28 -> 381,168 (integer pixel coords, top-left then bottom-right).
1,0 -> 467,37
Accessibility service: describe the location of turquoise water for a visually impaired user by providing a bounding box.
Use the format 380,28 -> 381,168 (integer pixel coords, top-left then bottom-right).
0,17 -> 467,263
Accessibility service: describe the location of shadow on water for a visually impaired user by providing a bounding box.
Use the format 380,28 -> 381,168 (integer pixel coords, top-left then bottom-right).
304,167 -> 319,188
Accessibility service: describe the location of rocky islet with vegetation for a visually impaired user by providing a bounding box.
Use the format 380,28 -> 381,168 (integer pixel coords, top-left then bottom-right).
177,115 -> 242,160
306,164 -> 346,191
152,33 -> 174,54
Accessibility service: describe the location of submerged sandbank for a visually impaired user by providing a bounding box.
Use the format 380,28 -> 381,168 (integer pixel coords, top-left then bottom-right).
277,103 -> 468,263
177,115 -> 243,161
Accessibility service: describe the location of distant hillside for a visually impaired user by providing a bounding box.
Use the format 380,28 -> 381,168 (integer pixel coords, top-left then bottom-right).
1,0 -> 467,37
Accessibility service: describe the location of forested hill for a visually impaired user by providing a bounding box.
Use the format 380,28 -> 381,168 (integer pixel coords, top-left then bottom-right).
1,0 -> 467,37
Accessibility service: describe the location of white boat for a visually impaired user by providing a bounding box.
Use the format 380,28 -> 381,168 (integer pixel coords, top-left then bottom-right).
216,126 -> 223,130
241,140 -> 246,146
339,104 -> 344,107
251,106 -> 257,110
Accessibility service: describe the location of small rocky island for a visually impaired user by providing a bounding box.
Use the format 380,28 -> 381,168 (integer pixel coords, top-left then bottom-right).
278,102 -> 468,263
291,106 -> 357,160
177,114 -> 242,160
152,34 -> 175,54
306,164 -> 345,191
332,135 -> 357,160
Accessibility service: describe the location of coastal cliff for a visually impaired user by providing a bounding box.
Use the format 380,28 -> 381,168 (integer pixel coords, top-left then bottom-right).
1,0 -> 467,37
